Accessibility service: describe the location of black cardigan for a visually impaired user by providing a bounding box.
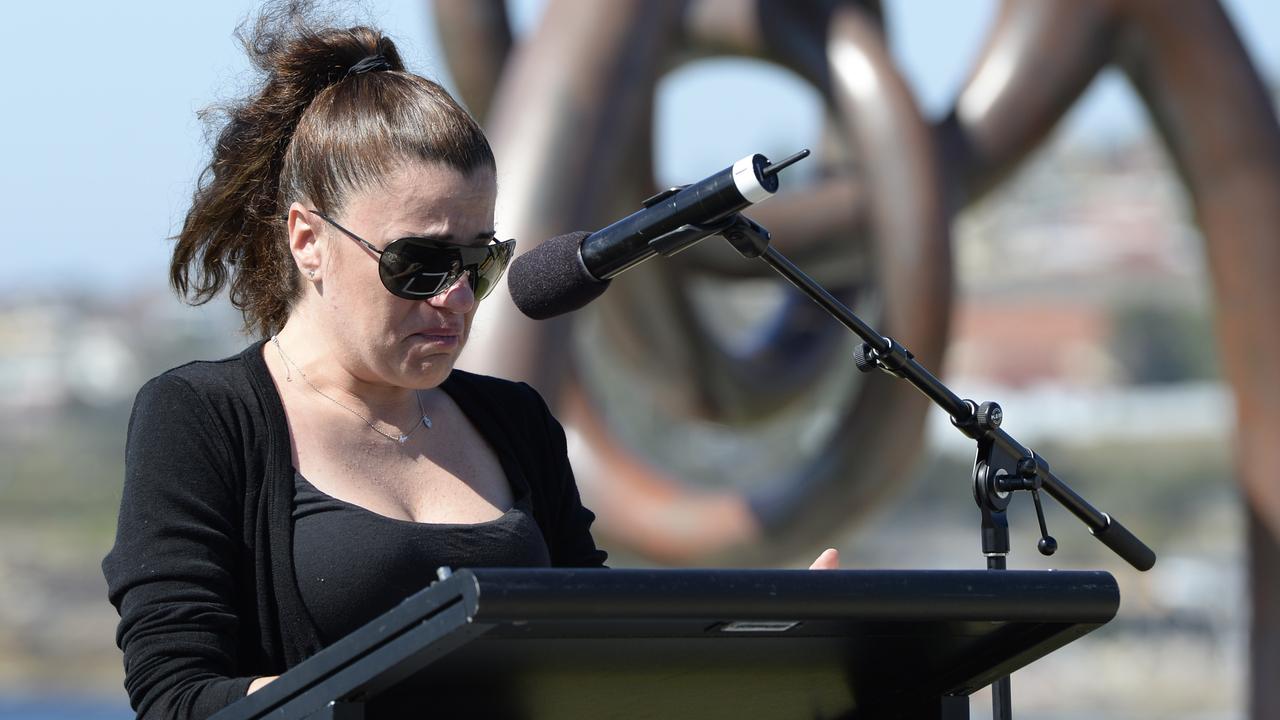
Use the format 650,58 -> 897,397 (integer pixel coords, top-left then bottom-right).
102,341 -> 607,719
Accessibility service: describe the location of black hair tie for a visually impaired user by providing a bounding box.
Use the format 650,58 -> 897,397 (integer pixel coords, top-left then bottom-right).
346,54 -> 392,77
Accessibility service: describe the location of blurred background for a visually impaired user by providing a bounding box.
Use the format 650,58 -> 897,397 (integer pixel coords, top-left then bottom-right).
2,1 -> 1277,718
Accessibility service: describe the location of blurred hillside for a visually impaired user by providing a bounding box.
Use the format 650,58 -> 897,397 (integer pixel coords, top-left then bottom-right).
0,295 -> 242,698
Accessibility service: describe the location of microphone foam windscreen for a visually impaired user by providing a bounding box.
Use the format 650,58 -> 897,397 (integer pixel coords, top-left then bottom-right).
507,232 -> 612,320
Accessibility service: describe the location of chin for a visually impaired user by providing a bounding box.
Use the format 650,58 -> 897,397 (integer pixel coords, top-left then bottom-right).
390,332 -> 467,385
402,351 -> 459,387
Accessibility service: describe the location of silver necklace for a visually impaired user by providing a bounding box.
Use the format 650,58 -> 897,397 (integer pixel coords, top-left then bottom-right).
271,335 -> 432,444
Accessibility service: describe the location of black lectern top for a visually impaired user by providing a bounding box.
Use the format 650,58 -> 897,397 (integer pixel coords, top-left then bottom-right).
214,568 -> 1118,720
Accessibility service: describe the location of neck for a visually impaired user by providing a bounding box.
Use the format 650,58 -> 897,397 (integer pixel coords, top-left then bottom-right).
271,319 -> 425,421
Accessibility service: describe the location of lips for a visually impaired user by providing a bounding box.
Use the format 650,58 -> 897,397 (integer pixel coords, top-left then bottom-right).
410,324 -> 463,338
407,325 -> 464,349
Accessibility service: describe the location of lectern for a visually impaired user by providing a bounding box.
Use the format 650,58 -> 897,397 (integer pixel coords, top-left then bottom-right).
210,568 -> 1118,720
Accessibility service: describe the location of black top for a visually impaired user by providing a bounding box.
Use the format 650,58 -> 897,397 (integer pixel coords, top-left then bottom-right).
292,471 -> 551,645
102,341 -> 606,720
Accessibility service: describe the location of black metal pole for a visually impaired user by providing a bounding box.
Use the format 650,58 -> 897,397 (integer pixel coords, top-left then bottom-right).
758,246 -> 972,420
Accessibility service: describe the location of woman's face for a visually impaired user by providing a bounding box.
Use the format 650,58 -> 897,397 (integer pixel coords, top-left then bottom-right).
307,161 -> 498,390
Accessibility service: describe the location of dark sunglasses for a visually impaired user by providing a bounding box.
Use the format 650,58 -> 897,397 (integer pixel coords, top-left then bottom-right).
310,210 -> 515,301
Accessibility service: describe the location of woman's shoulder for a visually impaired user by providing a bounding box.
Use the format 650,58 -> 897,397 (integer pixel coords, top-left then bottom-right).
443,369 -> 559,448
444,368 -> 546,410
133,341 -> 269,416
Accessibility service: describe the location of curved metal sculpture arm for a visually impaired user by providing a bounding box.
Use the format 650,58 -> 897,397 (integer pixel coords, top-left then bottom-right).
432,0 -> 512,121
938,0 -> 1117,204
1115,0 -> 1280,542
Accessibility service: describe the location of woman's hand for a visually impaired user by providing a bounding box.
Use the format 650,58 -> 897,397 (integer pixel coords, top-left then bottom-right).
808,548 -> 840,570
248,676 -> 279,695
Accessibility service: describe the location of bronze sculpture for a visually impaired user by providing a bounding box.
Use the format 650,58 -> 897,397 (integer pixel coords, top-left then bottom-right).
436,1 -> 1280,715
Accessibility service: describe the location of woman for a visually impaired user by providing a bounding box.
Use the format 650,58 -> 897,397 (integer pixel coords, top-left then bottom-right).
102,10 -> 608,719
103,7 -> 839,719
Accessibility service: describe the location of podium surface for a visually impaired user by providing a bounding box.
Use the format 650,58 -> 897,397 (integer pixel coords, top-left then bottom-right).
213,568 -> 1119,720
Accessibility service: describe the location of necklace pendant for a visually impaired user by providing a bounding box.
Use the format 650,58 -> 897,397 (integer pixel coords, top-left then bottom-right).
423,417 -> 432,429
397,434 -> 408,444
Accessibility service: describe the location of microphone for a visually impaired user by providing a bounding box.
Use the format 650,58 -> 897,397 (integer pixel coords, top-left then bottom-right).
507,150 -> 808,319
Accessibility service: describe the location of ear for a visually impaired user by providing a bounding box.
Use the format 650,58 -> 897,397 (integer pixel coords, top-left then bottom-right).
287,202 -> 323,281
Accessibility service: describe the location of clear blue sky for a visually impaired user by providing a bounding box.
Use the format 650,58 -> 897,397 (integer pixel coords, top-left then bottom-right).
2,1 -> 1276,297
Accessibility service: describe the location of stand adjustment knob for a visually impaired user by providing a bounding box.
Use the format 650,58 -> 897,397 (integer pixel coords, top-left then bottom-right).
1038,535 -> 1059,556
853,343 -> 877,373
1030,489 -> 1057,557
975,401 -> 1003,431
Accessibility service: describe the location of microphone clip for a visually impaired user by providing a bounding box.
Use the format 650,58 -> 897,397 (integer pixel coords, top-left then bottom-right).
719,214 -> 772,259
645,212 -> 772,260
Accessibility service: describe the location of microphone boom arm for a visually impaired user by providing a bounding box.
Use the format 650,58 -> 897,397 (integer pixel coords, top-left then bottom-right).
713,214 -> 1157,573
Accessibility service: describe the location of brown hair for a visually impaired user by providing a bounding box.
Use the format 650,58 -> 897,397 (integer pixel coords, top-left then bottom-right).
171,2 -> 494,338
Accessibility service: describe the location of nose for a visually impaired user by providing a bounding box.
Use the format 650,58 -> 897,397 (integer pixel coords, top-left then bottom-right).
427,271 -> 475,313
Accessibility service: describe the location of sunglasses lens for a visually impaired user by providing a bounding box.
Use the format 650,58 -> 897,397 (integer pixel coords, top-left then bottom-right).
380,239 -> 514,301
468,240 -> 515,300
379,244 -> 458,298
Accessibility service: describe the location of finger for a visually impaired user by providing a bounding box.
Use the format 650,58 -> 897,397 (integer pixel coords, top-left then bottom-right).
808,548 -> 839,570
247,675 -> 279,695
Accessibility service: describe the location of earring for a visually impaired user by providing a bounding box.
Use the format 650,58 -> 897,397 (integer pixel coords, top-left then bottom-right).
308,270 -> 316,279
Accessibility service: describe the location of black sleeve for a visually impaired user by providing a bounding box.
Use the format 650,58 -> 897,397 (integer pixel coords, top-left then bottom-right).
102,374 -> 255,719
519,382 -> 609,568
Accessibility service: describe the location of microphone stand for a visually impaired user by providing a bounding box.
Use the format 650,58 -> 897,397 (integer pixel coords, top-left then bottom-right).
683,212 -> 1158,720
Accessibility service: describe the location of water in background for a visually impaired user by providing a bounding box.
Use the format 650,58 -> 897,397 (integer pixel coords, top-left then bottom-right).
0,698 -> 131,720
